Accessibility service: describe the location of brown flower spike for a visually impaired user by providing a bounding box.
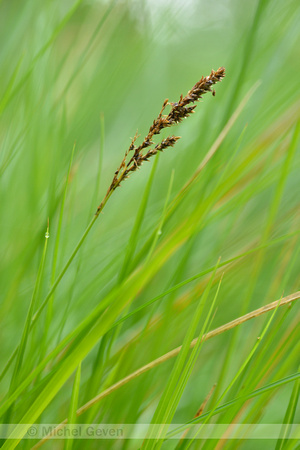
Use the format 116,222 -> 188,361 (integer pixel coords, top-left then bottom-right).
96,67 -> 225,216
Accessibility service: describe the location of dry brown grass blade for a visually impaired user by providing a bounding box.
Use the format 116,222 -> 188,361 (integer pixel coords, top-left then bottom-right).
32,291 -> 300,448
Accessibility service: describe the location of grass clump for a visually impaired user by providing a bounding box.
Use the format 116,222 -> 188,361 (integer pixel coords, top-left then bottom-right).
0,1 -> 299,449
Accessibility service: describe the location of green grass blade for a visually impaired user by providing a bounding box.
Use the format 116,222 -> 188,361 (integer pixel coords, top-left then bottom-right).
41,143 -> 76,356
65,363 -> 81,450
8,222 -> 50,394
0,53 -> 24,116
89,113 -> 105,217
152,276 -> 223,450
143,260 -> 220,448
0,0 -> 84,113
145,167 -> 174,264
275,365 -> 300,450
119,153 -> 160,281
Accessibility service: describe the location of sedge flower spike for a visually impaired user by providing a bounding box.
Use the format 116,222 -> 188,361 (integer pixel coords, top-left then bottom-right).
96,67 -> 225,216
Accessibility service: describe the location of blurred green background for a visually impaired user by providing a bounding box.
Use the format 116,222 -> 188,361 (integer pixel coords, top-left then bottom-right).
0,0 -> 299,448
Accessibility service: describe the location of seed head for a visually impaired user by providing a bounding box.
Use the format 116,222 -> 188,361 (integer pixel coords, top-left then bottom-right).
95,67 -> 225,215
